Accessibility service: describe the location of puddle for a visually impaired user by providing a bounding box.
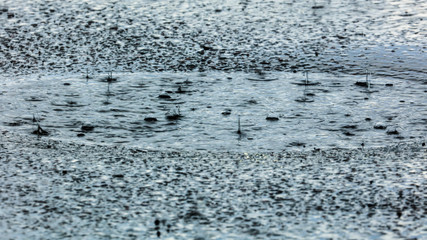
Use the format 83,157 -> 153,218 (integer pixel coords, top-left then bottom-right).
0,72 -> 426,151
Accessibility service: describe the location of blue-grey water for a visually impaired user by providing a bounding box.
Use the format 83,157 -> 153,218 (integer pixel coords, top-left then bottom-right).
1,71 -> 426,151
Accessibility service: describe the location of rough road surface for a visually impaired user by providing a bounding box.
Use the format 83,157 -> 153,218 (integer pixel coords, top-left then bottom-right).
1,0 -> 426,80
1,131 -> 426,239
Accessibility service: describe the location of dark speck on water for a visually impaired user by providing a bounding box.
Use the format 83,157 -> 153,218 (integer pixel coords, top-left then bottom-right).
144,117 -> 158,122
266,116 -> 279,121
158,94 -> 171,99
81,125 -> 95,132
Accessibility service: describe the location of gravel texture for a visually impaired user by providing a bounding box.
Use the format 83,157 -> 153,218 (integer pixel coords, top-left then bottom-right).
1,131 -> 426,239
1,0 -> 426,81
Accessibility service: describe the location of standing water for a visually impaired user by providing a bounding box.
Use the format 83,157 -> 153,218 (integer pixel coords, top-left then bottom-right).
0,71 -> 426,151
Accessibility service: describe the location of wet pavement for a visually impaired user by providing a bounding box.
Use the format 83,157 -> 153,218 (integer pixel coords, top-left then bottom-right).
1,0 -> 426,81
0,132 -> 426,239
1,0 -> 426,239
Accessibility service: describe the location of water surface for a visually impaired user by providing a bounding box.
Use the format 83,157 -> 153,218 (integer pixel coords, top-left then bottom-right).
1,72 -> 425,151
